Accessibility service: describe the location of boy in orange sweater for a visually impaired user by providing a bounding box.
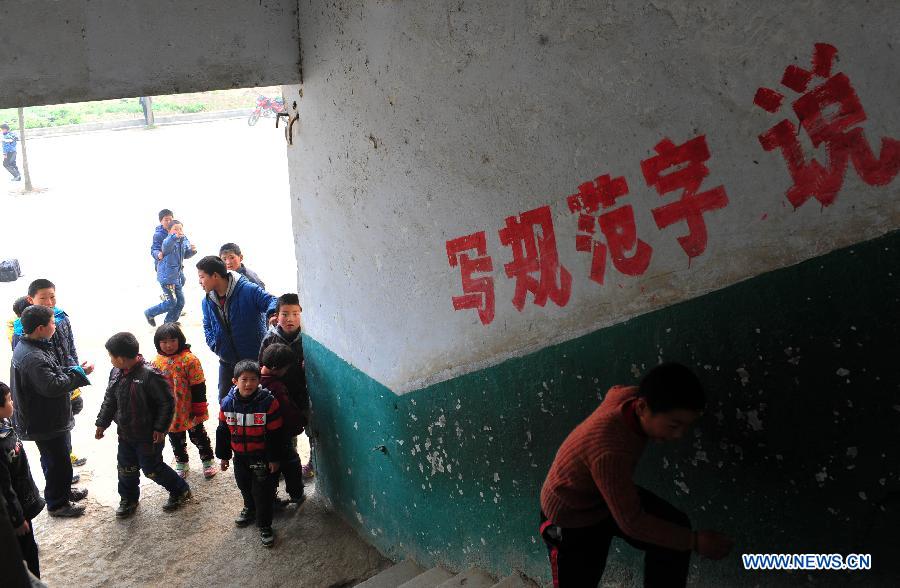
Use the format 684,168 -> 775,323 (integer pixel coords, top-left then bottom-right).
540,363 -> 733,587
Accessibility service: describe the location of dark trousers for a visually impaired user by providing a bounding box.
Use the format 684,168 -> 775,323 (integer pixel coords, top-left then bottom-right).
218,360 -> 236,401
168,423 -> 214,462
34,434 -> 72,510
3,151 -> 19,179
540,488 -> 692,588
146,283 -> 185,324
18,519 -> 40,578
117,439 -> 189,502
233,455 -> 277,528
281,437 -> 304,500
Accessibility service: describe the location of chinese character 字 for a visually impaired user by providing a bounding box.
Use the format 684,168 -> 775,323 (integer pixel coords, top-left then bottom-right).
498,206 -> 572,311
754,43 -> 900,208
567,174 -> 653,285
446,231 -> 495,325
640,135 -> 729,260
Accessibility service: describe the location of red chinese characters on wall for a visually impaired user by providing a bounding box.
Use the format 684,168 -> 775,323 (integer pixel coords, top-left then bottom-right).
641,136 -> 729,260
754,43 -> 900,208
446,232 -> 495,325
446,134 -> 729,325
498,205 -> 572,310
567,174 -> 653,285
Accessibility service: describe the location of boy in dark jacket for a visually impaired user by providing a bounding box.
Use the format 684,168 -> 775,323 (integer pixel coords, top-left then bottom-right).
219,242 -> 266,289
196,256 -> 277,401
10,305 -> 91,518
260,344 -> 306,504
95,332 -> 191,518
13,279 -> 92,469
216,360 -> 283,547
0,382 -> 45,577
144,220 -> 197,327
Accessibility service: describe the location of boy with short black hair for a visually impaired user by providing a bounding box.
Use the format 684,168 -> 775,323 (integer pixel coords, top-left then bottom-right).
216,360 -> 283,547
260,343 -> 306,504
219,242 -> 266,289
10,305 -> 91,518
196,255 -> 277,401
95,332 -> 192,518
13,278 -> 92,468
539,363 -> 733,587
259,293 -> 313,478
0,381 -> 45,577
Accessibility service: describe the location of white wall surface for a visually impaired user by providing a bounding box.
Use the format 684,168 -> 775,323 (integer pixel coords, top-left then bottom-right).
286,1 -> 900,393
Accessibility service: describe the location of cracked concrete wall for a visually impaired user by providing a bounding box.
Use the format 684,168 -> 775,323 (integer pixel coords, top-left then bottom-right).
288,0 -> 899,394
0,0 -> 300,108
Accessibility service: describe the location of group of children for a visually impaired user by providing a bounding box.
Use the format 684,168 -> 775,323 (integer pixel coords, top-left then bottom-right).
2,269 -> 311,576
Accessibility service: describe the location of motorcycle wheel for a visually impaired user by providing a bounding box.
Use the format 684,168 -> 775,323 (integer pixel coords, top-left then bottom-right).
248,111 -> 261,126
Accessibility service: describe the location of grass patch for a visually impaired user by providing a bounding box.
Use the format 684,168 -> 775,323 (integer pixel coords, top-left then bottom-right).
0,86 -> 281,129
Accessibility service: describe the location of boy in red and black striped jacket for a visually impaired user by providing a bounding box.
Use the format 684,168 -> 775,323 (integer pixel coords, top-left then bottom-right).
215,360 -> 283,547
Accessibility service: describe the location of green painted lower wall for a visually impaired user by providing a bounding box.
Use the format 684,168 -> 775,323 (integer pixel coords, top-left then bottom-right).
304,230 -> 900,587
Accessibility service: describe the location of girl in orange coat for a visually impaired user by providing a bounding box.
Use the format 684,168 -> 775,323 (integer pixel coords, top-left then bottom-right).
151,324 -> 217,479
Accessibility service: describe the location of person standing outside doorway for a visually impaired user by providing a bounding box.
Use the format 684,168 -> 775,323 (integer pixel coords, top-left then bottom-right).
1,124 -> 21,182
195,256 -> 277,401
151,209 -> 175,271
144,220 -> 196,326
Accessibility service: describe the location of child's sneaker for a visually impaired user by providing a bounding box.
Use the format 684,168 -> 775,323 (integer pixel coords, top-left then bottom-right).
71,453 -> 88,467
174,461 -> 189,479
289,491 -> 306,506
115,499 -> 138,518
202,459 -> 218,479
259,526 -> 275,548
234,507 -> 255,527
302,463 -> 315,481
162,489 -> 192,512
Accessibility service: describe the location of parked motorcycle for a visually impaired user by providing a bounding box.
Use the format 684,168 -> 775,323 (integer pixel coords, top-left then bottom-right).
248,95 -> 286,126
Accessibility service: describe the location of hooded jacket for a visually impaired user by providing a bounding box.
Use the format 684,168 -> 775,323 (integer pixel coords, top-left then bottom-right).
95,358 -> 174,441
156,233 -> 196,285
201,273 -> 277,364
258,325 -> 309,411
0,419 -> 45,527
10,337 -> 90,441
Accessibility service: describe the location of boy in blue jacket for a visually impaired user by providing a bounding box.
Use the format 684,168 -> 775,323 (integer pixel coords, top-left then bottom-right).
144,220 -> 197,327
195,256 -> 277,400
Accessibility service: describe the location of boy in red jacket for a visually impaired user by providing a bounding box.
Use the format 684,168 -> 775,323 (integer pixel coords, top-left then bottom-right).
216,360 -> 283,547
540,363 -> 733,587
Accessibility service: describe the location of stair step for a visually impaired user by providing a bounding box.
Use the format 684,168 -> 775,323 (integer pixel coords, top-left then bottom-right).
435,568 -> 496,588
398,566 -> 455,588
357,559 -> 426,588
491,573 -> 540,588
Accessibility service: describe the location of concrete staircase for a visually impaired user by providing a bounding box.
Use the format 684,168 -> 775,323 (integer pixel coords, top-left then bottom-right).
355,559 -> 539,588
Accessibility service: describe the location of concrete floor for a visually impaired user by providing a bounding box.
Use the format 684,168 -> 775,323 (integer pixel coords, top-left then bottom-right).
1,117 -> 388,586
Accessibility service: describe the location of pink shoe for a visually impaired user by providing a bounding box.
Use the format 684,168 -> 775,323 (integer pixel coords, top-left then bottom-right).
202,459 -> 218,479
302,463 -> 315,480
175,462 -> 189,479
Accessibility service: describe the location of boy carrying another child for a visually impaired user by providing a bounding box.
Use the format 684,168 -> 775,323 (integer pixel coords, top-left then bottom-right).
95,332 -> 192,518
216,360 -> 283,547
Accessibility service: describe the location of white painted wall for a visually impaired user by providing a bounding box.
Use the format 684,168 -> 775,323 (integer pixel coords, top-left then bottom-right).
0,0 -> 300,108
286,1 -> 900,393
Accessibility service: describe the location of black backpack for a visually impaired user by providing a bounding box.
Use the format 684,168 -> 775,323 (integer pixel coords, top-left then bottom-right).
0,258 -> 22,282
